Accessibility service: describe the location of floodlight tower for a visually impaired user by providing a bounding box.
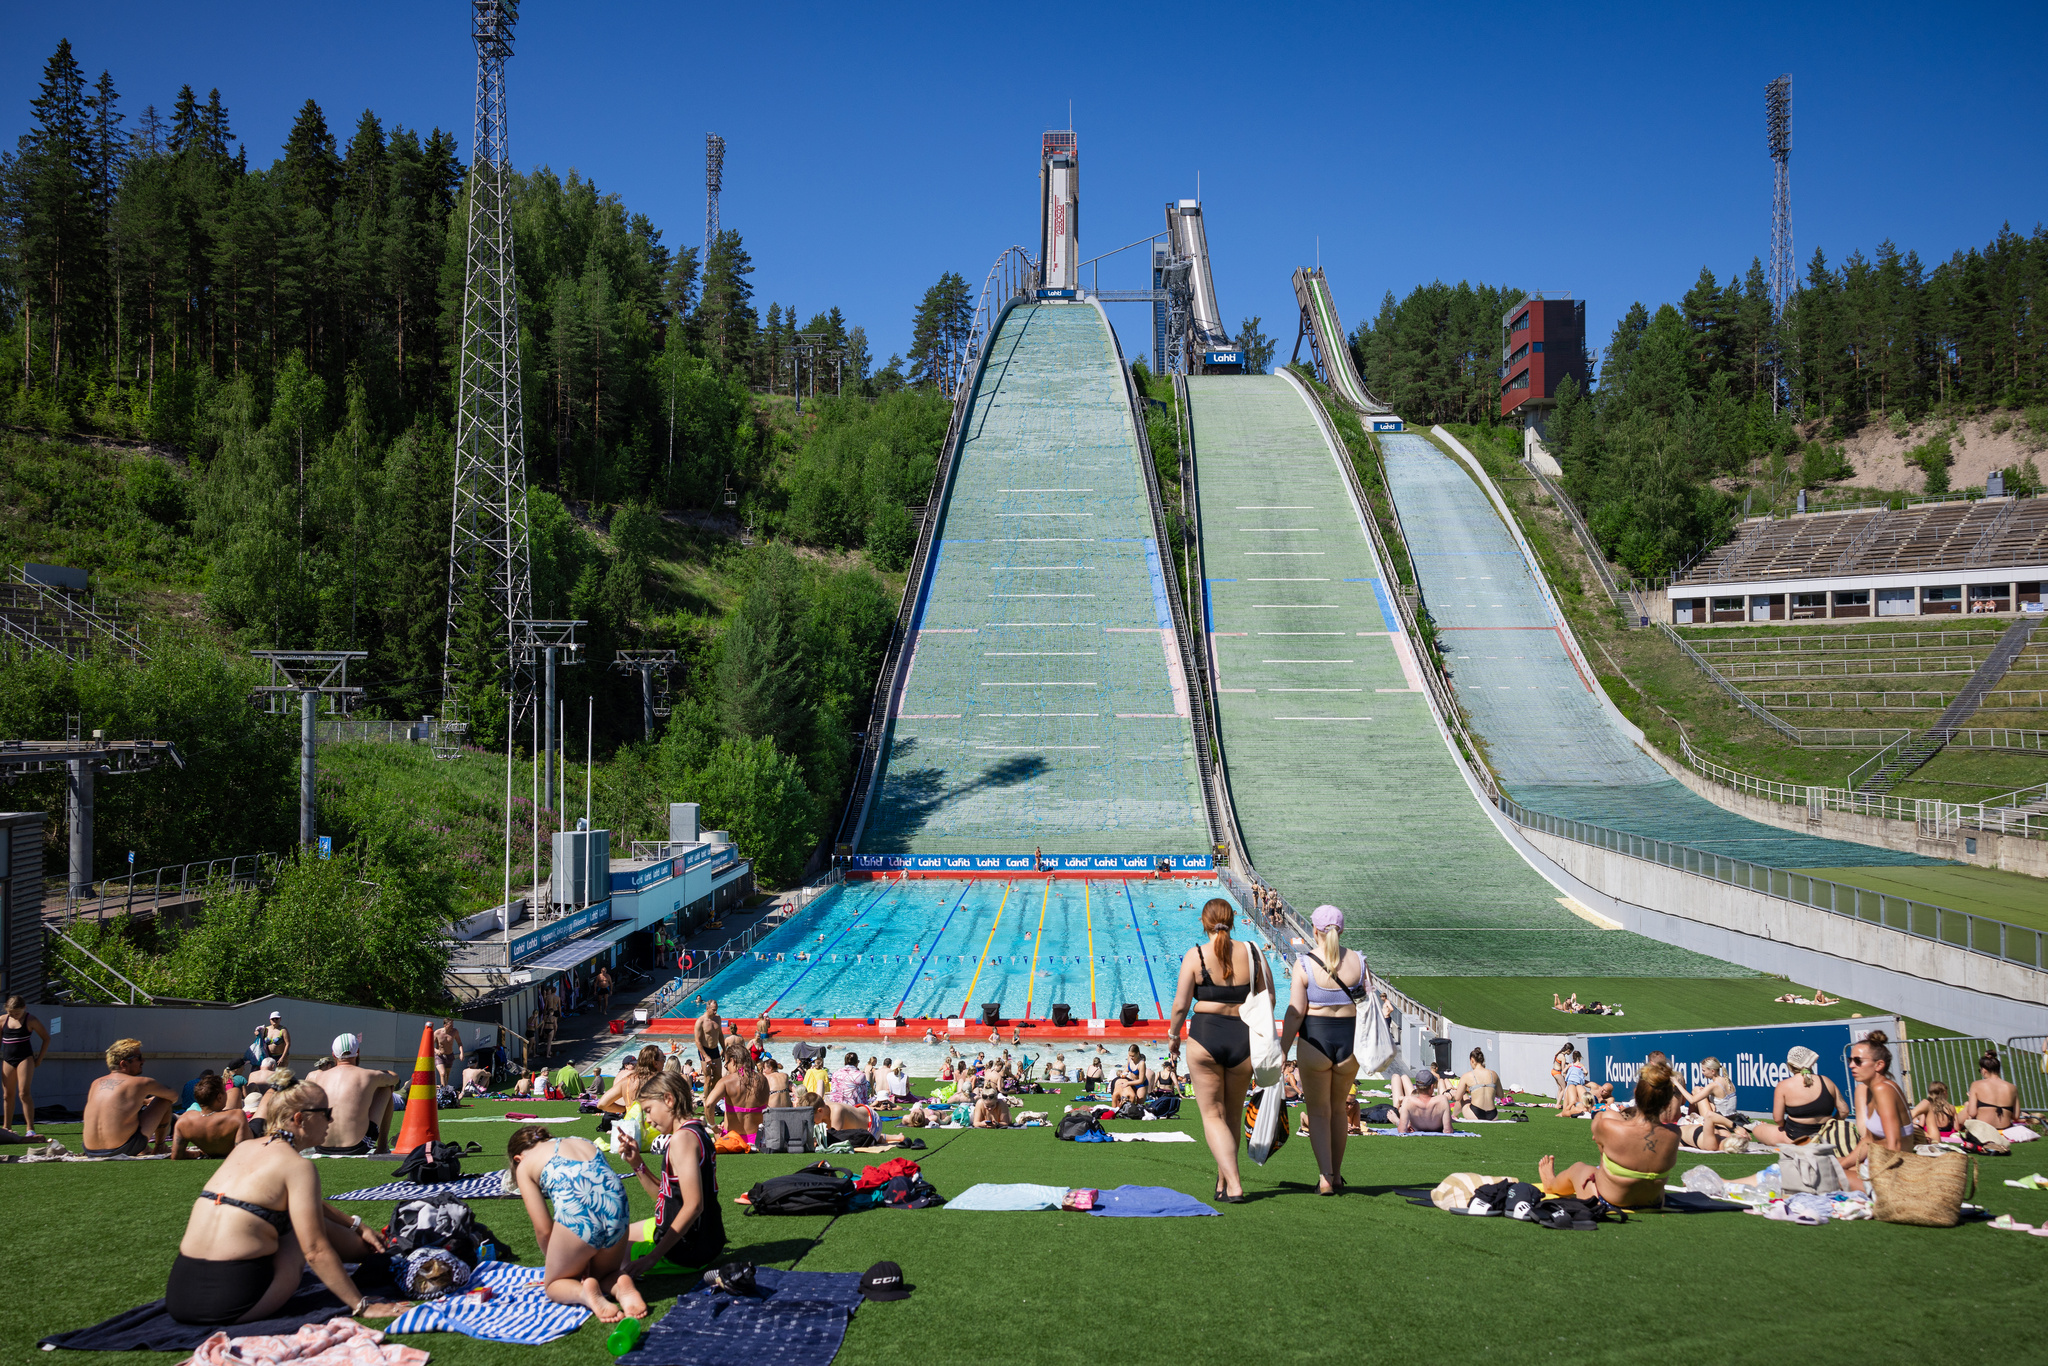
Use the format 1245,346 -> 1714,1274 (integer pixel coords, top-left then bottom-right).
1766,74 -> 1792,319
444,0 -> 534,733
705,133 -> 725,264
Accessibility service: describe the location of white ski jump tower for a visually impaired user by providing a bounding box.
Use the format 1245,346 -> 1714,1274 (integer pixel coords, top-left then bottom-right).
1167,199 -> 1241,373
1038,130 -> 1078,295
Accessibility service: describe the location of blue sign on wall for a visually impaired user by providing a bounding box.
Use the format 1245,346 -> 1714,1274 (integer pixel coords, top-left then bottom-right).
1370,418 -> 1405,432
1585,1018 -> 1893,1116
610,858 -> 677,893
844,853 -> 1214,873
510,901 -> 611,963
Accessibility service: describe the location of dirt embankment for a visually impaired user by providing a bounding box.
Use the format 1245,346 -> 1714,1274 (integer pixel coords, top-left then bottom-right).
1826,411 -> 2044,493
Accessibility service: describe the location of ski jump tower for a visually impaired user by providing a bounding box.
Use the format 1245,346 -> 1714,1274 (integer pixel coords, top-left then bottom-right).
1038,130 -> 1078,295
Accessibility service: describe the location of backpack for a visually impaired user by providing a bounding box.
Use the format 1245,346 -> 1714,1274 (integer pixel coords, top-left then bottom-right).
1144,1094 -> 1182,1119
1056,1111 -> 1109,1142
383,1195 -> 503,1266
396,1141 -> 464,1185
849,1173 -> 945,1210
758,1107 -> 816,1155
744,1163 -> 855,1217
1115,1101 -> 1146,1122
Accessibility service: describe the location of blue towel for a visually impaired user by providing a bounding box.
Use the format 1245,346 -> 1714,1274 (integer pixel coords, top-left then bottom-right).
944,1182 -> 1068,1211
619,1268 -> 864,1366
385,1261 -> 588,1344
331,1172 -> 510,1201
37,1272 -> 346,1352
1088,1185 -> 1219,1218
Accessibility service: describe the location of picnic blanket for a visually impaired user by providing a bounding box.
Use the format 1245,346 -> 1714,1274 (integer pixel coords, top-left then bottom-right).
38,1273 -> 348,1352
1087,1185 -> 1219,1218
618,1268 -> 863,1366
185,1318 -> 426,1366
945,1183 -> 1069,1211
1369,1128 -> 1480,1138
1110,1132 -> 1196,1143
1393,1186 -> 1745,1214
384,1261 -> 586,1344
330,1173 -> 511,1202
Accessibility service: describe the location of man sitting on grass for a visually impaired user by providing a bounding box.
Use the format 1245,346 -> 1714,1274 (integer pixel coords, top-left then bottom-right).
82,1038 -> 179,1156
173,1072 -> 251,1158
317,1034 -> 396,1155
1395,1071 -> 1454,1134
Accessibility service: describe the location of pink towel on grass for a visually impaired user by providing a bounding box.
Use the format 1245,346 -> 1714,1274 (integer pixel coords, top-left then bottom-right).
182,1319 -> 428,1366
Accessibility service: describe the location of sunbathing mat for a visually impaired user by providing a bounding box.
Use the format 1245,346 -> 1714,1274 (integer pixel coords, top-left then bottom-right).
184,1318 -> 425,1366
946,1183 -> 1070,1211
330,1173 -> 511,1202
1368,1129 -> 1481,1138
1110,1132 -> 1196,1143
1392,1187 -> 1745,1214
39,1272 -> 348,1352
385,1262 -> 585,1344
1088,1185 -> 1219,1217
617,1268 -> 863,1366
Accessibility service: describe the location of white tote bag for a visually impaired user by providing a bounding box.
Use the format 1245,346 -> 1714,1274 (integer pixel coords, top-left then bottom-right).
1352,972 -> 1398,1078
1242,946 -> 1284,1088
1245,1081 -> 1288,1166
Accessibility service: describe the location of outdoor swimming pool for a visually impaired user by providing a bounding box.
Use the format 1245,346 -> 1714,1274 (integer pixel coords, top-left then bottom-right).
662,878 -> 1282,1023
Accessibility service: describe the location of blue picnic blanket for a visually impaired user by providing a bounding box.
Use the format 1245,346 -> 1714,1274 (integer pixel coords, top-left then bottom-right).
330,1172 -> 510,1201
1087,1185 -> 1218,1217
618,1268 -> 865,1366
385,1261 -> 588,1344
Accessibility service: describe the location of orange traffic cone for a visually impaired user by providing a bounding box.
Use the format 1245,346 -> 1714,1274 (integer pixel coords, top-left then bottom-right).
391,1022 -> 441,1155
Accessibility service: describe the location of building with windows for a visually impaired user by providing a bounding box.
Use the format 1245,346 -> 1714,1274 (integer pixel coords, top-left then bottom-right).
1500,294 -> 1589,426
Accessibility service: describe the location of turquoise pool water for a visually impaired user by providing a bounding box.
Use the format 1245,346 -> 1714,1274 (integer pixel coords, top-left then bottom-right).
665,878 -> 1272,1022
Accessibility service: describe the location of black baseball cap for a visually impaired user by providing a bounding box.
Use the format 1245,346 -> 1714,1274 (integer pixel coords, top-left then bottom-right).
860,1261 -> 914,1301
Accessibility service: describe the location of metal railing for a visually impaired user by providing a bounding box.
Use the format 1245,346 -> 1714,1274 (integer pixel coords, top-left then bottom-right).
1950,728 -> 2048,752
2006,1036 -> 2048,1116
1892,1035 -> 2047,1114
0,570 -> 151,662
58,851 -> 283,923
1498,792 -> 2044,969
1525,463 -> 1638,620
1684,629 -> 2009,654
47,925 -> 157,1003
1655,622 -> 1801,740
1845,732 -> 1914,789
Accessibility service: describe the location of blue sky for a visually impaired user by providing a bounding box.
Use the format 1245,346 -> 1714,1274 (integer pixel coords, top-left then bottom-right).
5,1 -> 2042,369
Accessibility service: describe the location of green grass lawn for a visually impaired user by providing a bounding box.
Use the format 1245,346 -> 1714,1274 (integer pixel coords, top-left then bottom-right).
1386,976 -> 1890,1034
8,1090 -> 2043,1364
1794,864 -> 2048,932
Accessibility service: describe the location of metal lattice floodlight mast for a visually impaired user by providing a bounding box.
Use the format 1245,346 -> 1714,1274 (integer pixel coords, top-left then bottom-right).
1767,74 -> 1793,320
249,651 -> 367,847
705,133 -> 725,266
445,0 -> 535,738
611,650 -> 679,740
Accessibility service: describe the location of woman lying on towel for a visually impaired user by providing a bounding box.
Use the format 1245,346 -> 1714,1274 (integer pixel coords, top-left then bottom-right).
1537,1060 -> 1682,1212
507,1124 -> 646,1324
165,1080 -> 407,1326
619,1071 -> 724,1277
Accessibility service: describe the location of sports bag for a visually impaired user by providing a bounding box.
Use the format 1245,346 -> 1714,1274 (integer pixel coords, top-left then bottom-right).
383,1194 -> 503,1265
1775,1143 -> 1848,1195
757,1106 -> 816,1155
396,1141 -> 464,1185
1144,1094 -> 1182,1119
744,1163 -> 855,1217
1056,1111 -> 1108,1142
1243,1083 -> 1289,1166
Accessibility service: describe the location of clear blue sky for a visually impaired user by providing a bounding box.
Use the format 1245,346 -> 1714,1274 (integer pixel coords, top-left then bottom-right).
5,0 -> 2042,370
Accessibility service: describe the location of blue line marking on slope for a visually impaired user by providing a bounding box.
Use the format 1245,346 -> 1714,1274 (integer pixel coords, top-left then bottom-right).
1142,538 -> 1172,630
1367,578 -> 1397,632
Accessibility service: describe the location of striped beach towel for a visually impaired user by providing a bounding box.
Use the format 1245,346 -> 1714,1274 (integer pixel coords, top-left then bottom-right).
330,1173 -> 510,1202
385,1262 -> 588,1344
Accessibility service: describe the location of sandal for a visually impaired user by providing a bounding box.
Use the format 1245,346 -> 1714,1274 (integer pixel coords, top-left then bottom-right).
1988,1214 -> 2034,1232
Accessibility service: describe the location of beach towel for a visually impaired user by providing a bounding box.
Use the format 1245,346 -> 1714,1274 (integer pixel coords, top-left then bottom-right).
1369,1128 -> 1480,1138
383,1261 -> 585,1344
945,1183 -> 1068,1211
37,1273 -> 348,1352
184,1318 -> 427,1366
1087,1185 -> 1219,1218
618,1268 -> 862,1366
1110,1132 -> 1197,1143
331,1172 -> 510,1202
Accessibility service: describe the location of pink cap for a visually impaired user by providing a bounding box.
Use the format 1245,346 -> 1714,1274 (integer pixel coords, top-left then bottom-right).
1311,904 -> 1344,931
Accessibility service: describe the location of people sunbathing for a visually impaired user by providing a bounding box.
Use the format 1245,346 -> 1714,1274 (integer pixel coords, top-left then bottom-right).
1677,1108 -> 1752,1153
172,1073 -> 252,1159
1746,1045 -> 1848,1150
166,1080 -> 405,1325
1773,989 -> 1840,1006
507,1124 -> 645,1324
1913,1081 -> 1959,1142
1109,1046 -> 1152,1106
82,1037 -> 178,1156
700,1043 -> 768,1148
971,1093 -> 1012,1128
316,1034 -> 396,1155
1395,1072 -> 1454,1134
1455,1049 -> 1505,1122
1538,1060 -> 1682,1211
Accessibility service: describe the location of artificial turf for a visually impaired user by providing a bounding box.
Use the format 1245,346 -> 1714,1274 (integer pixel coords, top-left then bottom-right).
5,1089 -> 2044,1365
1793,863 -> 2048,932
1386,976 -> 1890,1035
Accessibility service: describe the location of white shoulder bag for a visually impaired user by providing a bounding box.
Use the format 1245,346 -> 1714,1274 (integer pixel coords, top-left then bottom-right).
1243,944 -> 1284,1088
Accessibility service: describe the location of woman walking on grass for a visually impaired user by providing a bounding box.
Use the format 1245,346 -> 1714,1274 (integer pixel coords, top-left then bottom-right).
2,995 -> 49,1138
1278,907 -> 1365,1196
1166,898 -> 1263,1203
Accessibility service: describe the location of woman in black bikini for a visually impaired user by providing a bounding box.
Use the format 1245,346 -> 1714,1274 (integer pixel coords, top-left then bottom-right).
3,995 -> 49,1138
165,1080 -> 405,1325
1747,1045 -> 1847,1149
1166,898 -> 1264,1203
1277,906 -> 1365,1196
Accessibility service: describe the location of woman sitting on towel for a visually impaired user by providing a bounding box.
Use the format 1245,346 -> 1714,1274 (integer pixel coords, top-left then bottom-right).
1912,1081 -> 1959,1142
508,1124 -> 644,1323
165,1080 -> 405,1325
700,1042 -> 769,1148
620,1070 -> 724,1277
1677,1107 -> 1751,1153
1538,1060 -> 1682,1211
1746,1046 -> 1847,1150
1166,898 -> 1265,1204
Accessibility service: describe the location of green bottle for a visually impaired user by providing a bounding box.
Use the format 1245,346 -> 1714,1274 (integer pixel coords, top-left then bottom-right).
605,1317 -> 643,1355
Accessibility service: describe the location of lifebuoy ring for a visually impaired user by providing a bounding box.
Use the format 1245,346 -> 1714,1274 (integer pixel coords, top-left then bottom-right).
679,951 -> 693,972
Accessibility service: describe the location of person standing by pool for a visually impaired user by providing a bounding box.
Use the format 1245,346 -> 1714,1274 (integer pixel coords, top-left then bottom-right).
432,1018 -> 462,1091
1277,906 -> 1365,1195
508,1124 -> 645,1324
2,995 -> 49,1138
1165,898 -> 1263,1203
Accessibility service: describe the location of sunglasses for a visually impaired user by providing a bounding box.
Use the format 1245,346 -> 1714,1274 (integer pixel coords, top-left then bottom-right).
300,1106 -> 334,1119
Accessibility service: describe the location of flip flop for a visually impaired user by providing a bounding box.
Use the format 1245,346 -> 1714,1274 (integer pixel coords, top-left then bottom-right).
1988,1214 -> 2034,1231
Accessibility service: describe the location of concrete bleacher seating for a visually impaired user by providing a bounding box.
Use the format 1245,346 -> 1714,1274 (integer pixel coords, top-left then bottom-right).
1675,496 -> 2047,586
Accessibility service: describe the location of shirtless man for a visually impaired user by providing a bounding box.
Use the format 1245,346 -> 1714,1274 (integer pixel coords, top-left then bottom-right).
1395,1072 -> 1454,1134
1455,1049 -> 1505,1121
83,1038 -> 180,1156
318,1034 -> 397,1154
432,1018 -> 462,1090
173,1073 -> 251,1158
694,1001 -> 724,1080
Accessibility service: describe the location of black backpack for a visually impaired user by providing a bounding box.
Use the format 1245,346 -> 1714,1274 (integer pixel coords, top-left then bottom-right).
397,1141 -> 464,1184
383,1194 -> 501,1264
1144,1094 -> 1182,1119
1115,1100 -> 1146,1121
1056,1111 -> 1107,1141
745,1163 -> 854,1217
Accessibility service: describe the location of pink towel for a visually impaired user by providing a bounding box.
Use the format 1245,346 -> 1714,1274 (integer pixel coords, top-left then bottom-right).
181,1319 -> 428,1366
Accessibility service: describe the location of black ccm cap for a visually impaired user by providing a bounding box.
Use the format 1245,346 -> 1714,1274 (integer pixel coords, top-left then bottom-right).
859,1261 -> 914,1301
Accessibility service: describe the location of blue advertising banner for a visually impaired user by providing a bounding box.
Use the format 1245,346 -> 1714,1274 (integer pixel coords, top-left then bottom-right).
844,853 -> 1214,873
1585,1018 -> 1895,1116
511,902 -> 611,964
610,858 -> 678,893
681,843 -> 738,873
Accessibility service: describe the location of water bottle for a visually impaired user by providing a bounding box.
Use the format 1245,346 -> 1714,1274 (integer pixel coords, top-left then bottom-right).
606,1317 -> 644,1355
